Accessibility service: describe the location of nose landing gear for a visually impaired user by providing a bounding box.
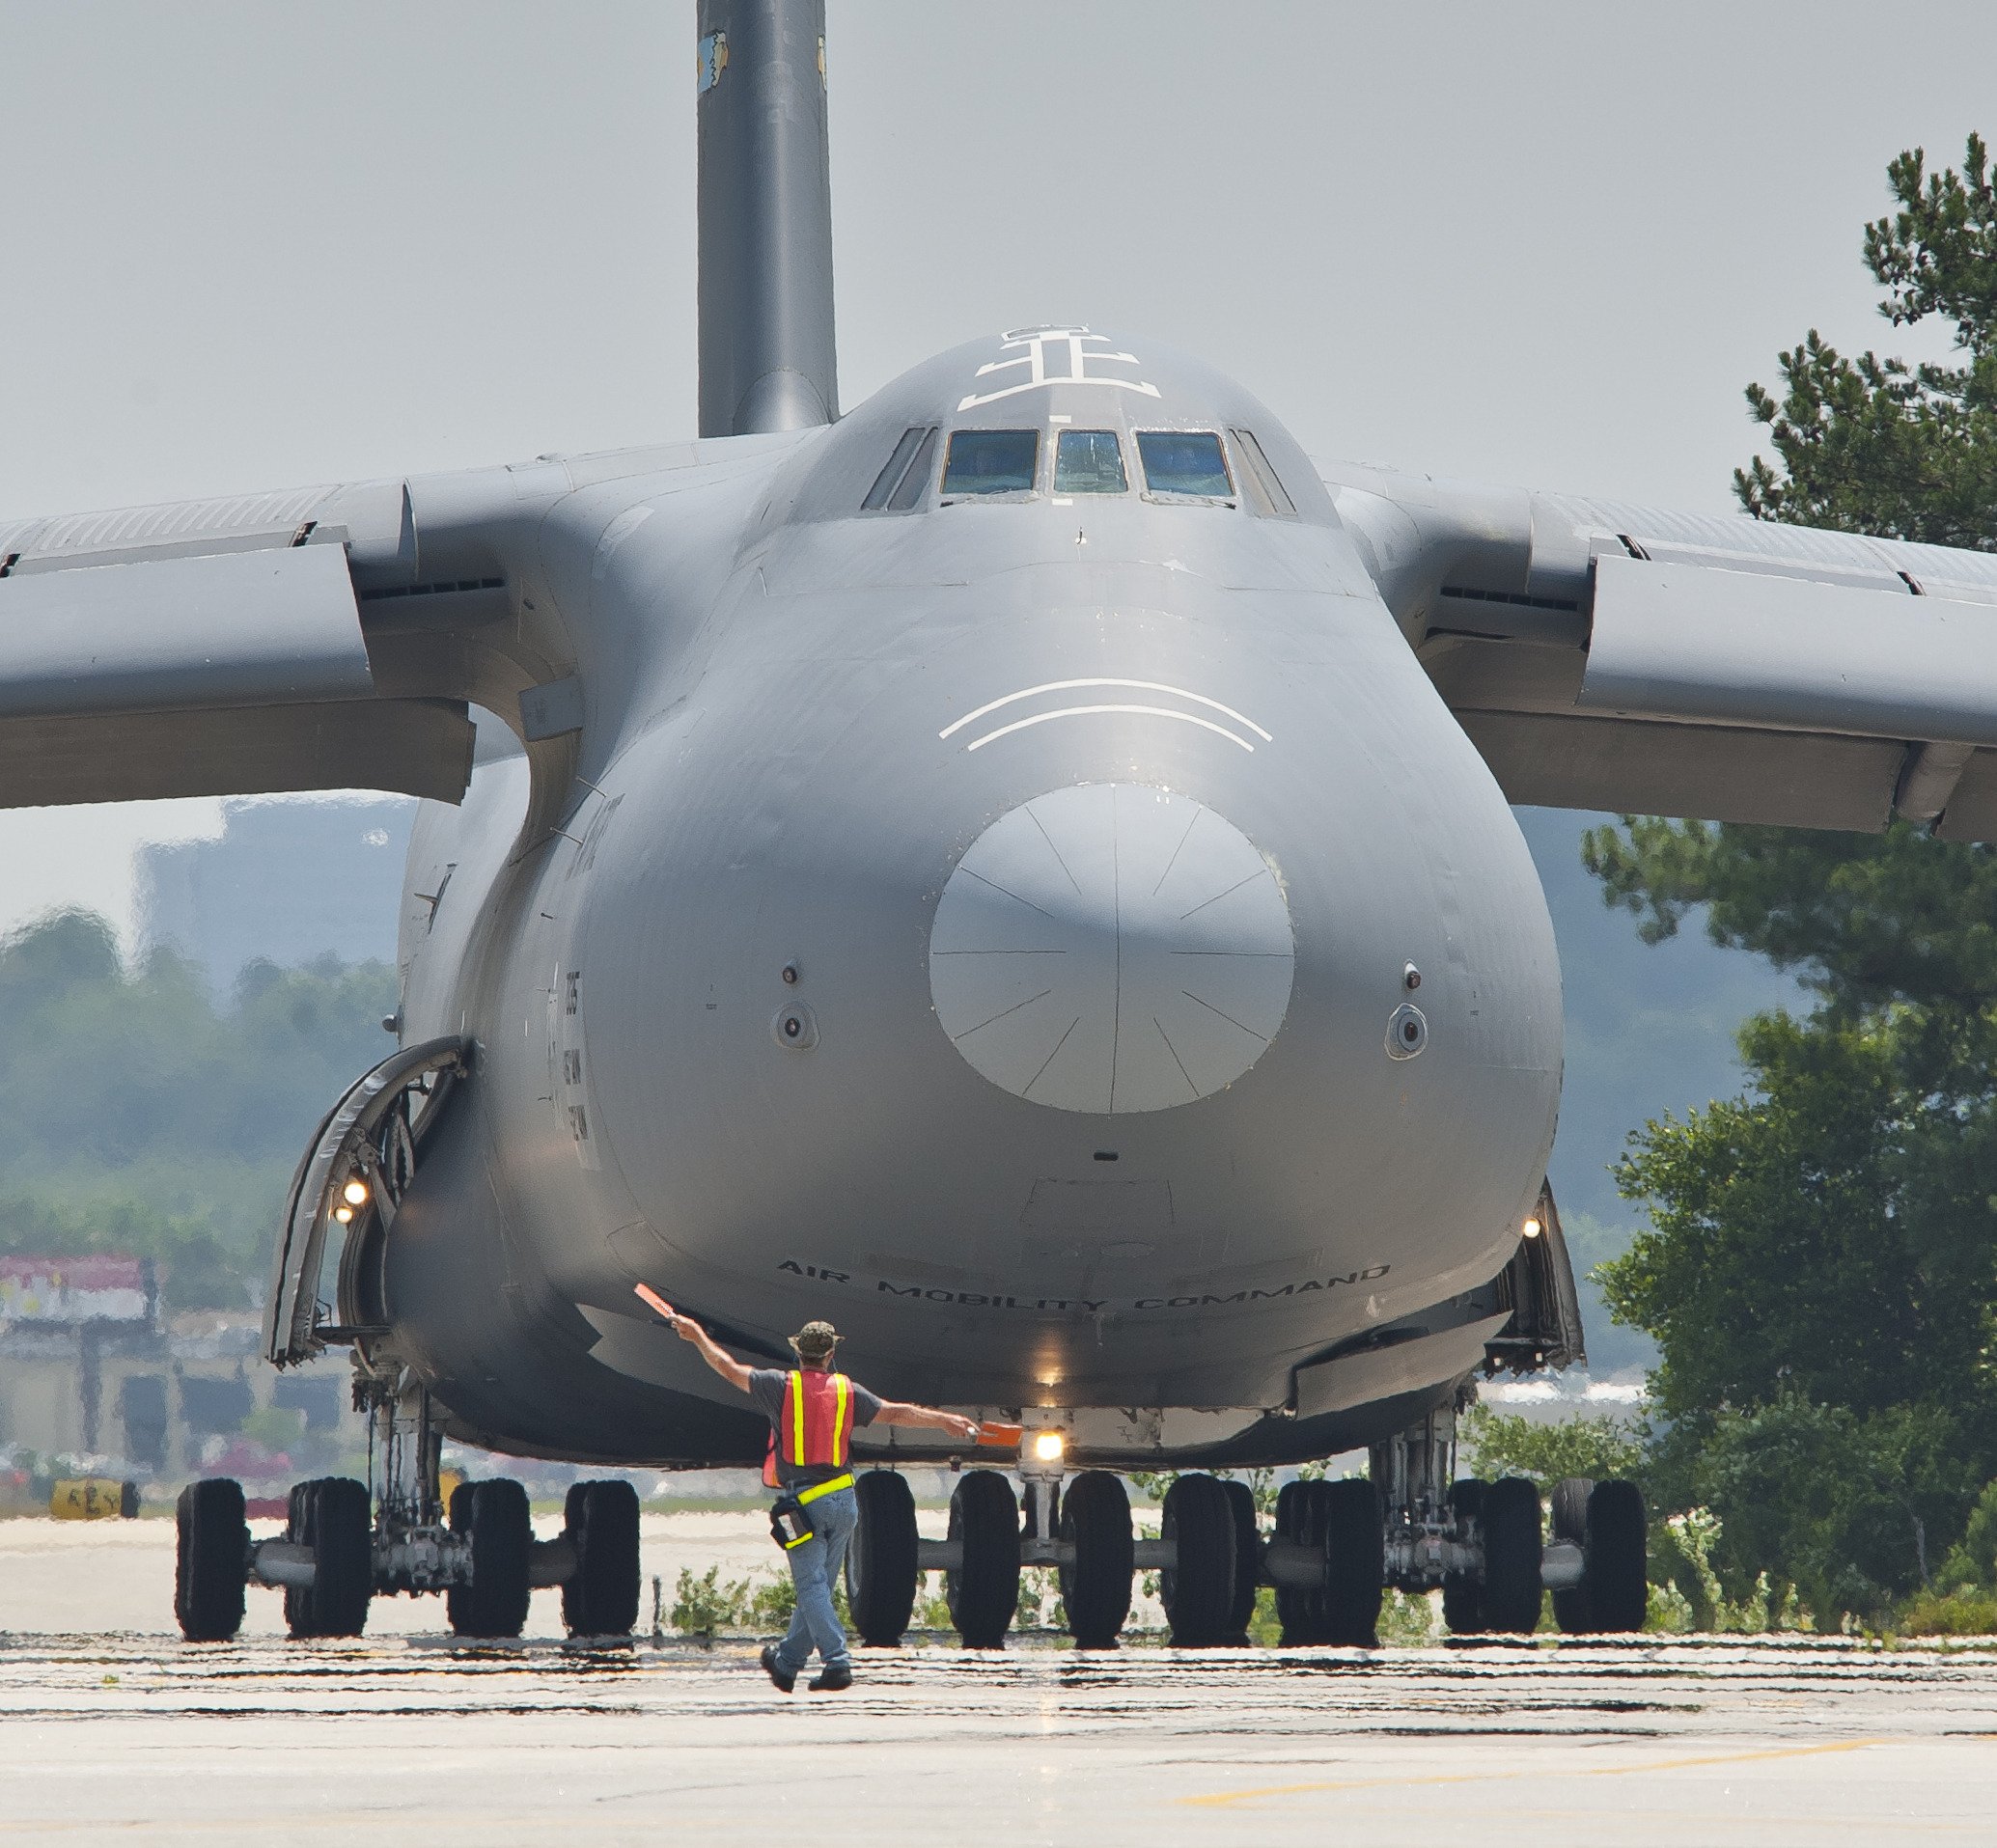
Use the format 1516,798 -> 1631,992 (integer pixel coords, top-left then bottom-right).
843,1422 -> 1158,1651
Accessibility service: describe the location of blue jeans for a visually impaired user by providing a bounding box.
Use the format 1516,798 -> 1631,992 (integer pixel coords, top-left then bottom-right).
774,1484 -> 856,1674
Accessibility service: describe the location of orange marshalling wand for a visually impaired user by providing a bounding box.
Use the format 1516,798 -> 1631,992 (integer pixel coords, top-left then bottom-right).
633,1283 -> 678,1323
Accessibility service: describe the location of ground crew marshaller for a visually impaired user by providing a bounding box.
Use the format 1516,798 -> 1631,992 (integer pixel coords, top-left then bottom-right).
675,1312 -> 979,1691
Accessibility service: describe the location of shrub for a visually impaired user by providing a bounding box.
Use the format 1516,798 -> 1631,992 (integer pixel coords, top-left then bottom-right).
1459,1406 -> 1648,1492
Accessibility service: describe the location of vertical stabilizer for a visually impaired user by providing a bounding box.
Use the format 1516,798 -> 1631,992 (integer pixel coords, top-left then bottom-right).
697,0 -> 839,437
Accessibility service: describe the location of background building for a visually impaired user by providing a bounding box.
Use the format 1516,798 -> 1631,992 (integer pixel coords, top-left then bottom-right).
136,795 -> 413,994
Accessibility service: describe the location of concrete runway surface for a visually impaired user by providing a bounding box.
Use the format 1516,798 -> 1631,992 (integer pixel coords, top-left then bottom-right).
5,1633 -> 1996,1844
3,1520 -> 1994,1844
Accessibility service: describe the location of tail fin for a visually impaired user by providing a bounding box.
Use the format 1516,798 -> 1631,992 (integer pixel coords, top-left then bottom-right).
697,0 -> 839,436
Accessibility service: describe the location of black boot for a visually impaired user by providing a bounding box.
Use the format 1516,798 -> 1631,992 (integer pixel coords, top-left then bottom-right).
809,1661 -> 853,1692
761,1644 -> 796,1693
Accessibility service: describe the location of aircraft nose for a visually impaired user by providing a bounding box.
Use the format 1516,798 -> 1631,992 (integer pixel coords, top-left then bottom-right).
928,783 -> 1294,1115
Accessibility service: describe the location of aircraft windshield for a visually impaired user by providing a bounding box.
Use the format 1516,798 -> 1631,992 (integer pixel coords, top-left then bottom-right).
942,428 -> 1040,496
1137,430 -> 1234,500
1053,429 -> 1127,494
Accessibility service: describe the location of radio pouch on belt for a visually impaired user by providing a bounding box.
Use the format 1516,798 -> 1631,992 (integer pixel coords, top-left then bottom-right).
768,1471 -> 855,1552
769,1493 -> 815,1552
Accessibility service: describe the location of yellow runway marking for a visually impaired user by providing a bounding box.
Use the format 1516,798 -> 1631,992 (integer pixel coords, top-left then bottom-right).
1179,1735 -> 1890,1807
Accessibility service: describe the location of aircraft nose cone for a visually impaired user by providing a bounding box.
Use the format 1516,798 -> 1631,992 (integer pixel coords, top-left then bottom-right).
929,783 -> 1294,1114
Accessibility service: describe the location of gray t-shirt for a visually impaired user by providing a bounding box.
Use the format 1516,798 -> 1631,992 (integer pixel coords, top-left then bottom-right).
748,1367 -> 883,1489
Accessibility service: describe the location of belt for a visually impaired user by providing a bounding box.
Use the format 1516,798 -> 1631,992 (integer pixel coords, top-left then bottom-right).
794,1472 -> 855,1506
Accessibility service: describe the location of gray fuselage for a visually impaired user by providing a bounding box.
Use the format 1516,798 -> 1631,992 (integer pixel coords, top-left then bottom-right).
384,331 -> 1562,1467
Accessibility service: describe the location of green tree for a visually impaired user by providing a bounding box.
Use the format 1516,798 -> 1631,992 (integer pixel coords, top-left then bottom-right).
1583,133 -> 1997,1621
0,910 -> 398,1310
1734,132 -> 1997,546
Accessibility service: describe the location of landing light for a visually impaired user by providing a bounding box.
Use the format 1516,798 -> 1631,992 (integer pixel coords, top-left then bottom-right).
1033,1431 -> 1066,1463
333,1204 -> 355,1225
342,1178 -> 370,1206
1522,1216 -> 1542,1240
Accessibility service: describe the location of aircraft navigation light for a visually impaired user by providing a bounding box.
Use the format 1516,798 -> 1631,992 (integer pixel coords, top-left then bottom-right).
333,1204 -> 355,1225
1033,1431 -> 1067,1463
342,1178 -> 370,1206
1522,1217 -> 1543,1239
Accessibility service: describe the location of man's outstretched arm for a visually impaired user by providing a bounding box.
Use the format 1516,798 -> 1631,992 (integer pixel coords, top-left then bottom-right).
671,1312 -> 754,1393
874,1401 -> 981,1441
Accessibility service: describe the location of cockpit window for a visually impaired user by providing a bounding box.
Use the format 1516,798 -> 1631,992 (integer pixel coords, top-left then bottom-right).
942,428 -> 1040,497
1136,430 -> 1234,501
861,426 -> 938,511
1053,429 -> 1127,494
1229,428 -> 1296,517
863,427 -> 929,510
885,428 -> 938,510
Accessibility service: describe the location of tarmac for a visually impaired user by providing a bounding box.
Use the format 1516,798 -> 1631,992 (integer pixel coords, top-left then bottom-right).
3,1516 -> 1994,1845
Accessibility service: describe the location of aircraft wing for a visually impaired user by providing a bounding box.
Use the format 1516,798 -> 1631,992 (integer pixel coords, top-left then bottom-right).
1320,459 -> 1997,839
0,477 -> 472,810
0,447 -> 678,813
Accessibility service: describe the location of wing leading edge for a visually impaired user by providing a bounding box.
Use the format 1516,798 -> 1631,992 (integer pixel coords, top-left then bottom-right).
1321,459 -> 1997,840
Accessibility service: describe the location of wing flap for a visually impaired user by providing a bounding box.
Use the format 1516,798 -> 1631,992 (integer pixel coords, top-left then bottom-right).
1579,556 -> 1997,747
0,543 -> 372,719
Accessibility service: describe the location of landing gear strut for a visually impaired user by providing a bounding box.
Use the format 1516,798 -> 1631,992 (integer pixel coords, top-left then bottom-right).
1361,1402 -> 1648,1639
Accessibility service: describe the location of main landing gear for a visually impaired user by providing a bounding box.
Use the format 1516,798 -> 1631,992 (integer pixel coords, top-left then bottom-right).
173,1377 -> 644,1643
845,1432 -> 1163,1651
842,1404 -> 1647,1651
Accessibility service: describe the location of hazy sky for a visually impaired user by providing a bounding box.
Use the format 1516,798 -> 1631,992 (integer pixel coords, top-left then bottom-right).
4,0 -> 1994,937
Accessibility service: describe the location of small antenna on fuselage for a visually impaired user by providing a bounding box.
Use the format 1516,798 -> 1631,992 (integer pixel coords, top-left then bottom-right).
696,0 -> 840,437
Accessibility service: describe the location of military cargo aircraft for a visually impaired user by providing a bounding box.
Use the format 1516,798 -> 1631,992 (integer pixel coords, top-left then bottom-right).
9,1 -> 1997,1650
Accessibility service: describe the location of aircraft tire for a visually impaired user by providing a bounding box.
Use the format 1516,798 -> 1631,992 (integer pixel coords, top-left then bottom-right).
945,1470 -> 1019,1650
1272,1479 -> 1313,1644
175,1476 -> 247,1642
1442,1477 -> 1487,1634
1549,1476 -> 1596,1633
1160,1474 -> 1236,1647
1319,1477 -> 1384,1647
1583,1479 -> 1648,1634
1219,1477 -> 1261,1641
1481,1476 -> 1544,1635
447,1477 -> 533,1639
1290,1479 -> 1348,1644
281,1479 -> 316,1637
284,1476 -> 373,1639
846,1470 -> 920,1646
1058,1472 -> 1133,1648
561,1479 -> 641,1637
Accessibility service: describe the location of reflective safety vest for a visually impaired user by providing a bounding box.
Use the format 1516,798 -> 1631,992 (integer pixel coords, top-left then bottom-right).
762,1368 -> 854,1486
